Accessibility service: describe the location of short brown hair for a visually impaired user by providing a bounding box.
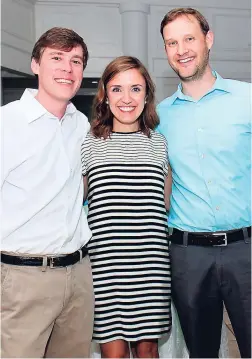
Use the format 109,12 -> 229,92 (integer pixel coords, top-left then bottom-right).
91,56 -> 159,139
160,7 -> 210,39
32,27 -> 89,69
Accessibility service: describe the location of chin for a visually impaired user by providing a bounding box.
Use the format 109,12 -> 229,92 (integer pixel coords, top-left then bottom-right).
178,69 -> 198,81
57,92 -> 76,102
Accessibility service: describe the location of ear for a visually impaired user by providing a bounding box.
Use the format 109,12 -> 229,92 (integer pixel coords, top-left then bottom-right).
31,58 -> 40,76
205,30 -> 214,51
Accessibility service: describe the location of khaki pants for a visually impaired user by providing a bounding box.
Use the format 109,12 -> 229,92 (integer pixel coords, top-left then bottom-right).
1,255 -> 94,358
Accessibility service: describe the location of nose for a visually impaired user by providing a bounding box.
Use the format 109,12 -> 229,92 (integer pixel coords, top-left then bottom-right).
177,42 -> 188,56
121,90 -> 132,104
61,60 -> 72,73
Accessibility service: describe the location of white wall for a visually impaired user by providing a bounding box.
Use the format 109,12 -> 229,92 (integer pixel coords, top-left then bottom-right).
1,0 -> 251,101
148,1 -> 251,99
34,2 -> 122,77
1,0 -> 36,75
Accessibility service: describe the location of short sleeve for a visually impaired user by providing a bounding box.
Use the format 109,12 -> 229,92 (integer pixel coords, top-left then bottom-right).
77,111 -> 90,176
76,110 -> 90,143
81,140 -> 88,176
163,137 -> 169,176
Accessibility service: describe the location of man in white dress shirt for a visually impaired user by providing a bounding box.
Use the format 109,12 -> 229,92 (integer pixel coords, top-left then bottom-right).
1,27 -> 94,358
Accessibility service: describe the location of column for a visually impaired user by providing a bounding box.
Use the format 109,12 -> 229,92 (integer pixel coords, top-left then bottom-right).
119,2 -> 150,68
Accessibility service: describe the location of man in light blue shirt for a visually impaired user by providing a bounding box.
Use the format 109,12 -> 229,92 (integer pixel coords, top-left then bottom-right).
157,7 -> 251,358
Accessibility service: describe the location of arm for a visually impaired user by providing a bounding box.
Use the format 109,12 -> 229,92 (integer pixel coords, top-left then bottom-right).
79,111 -> 90,204
83,175 -> 88,202
164,164 -> 172,211
1,111 -> 12,189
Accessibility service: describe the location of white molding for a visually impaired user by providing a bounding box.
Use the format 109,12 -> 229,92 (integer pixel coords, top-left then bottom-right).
84,56 -> 118,77
34,3 -> 122,58
13,0 -> 37,6
150,0 -> 250,10
1,44 -> 33,75
119,2 -> 150,14
1,30 -> 34,54
36,0 -> 119,5
210,60 -> 251,80
35,0 -> 251,10
152,51 -> 251,63
151,57 -> 251,80
212,13 -> 250,51
35,1 -> 119,7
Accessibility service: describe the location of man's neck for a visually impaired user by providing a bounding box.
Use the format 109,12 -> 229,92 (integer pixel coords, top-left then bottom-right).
35,91 -> 68,120
181,67 -> 216,101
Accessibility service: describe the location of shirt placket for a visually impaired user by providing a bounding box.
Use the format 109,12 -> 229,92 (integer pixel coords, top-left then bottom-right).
194,100 -> 222,230
58,117 -> 72,240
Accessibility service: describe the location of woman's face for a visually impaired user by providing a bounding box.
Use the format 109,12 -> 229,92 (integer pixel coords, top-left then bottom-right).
106,68 -> 146,132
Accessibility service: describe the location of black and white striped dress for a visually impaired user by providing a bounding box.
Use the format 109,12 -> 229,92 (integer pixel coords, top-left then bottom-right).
81,130 -> 171,343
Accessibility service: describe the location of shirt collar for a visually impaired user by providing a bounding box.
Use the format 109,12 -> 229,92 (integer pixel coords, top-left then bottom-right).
21,88 -> 77,123
172,71 -> 231,104
210,71 -> 231,93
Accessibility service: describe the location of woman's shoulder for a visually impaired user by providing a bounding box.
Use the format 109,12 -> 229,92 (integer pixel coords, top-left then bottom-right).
150,129 -> 168,144
83,131 -> 101,143
82,131 -> 111,150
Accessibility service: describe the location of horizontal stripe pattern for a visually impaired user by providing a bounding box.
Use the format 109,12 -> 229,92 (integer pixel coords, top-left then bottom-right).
81,131 -> 171,343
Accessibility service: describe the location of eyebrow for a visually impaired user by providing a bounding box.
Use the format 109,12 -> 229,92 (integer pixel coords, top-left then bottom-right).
48,51 -> 64,56
165,34 -> 194,42
109,84 -> 144,88
48,51 -> 83,60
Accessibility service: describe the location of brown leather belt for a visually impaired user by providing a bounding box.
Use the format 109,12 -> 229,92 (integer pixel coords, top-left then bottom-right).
170,227 -> 251,246
1,245 -> 88,268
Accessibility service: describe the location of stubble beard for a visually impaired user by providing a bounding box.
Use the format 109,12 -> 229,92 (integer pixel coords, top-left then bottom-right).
171,47 -> 210,83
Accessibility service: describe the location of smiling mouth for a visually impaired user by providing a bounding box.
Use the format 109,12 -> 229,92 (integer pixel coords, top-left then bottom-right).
55,79 -> 74,84
118,106 -> 135,112
178,57 -> 195,64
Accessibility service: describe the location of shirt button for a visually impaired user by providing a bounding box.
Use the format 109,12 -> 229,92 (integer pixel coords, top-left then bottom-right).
200,154 -> 205,159
208,180 -> 212,184
216,206 -> 220,211
198,128 -> 203,132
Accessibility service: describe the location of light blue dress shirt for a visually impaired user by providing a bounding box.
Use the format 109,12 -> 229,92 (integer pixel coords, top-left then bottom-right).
157,72 -> 251,232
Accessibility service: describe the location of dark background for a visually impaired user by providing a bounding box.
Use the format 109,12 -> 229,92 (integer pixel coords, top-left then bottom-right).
1,67 -> 99,121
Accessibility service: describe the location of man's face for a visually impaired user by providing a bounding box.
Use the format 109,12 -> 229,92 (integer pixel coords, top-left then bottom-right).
31,46 -> 84,105
163,15 -> 213,82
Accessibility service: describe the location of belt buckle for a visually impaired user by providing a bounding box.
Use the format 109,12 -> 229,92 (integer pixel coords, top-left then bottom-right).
212,232 -> 227,246
49,256 -> 56,268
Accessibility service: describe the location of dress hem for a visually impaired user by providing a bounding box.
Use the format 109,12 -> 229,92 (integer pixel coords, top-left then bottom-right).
92,328 -> 172,344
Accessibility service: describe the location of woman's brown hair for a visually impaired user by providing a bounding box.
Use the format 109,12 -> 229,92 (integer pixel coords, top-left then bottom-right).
91,56 -> 159,139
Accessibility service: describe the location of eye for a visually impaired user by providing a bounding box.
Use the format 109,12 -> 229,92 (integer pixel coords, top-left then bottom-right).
186,36 -> 194,42
111,87 -> 121,92
72,59 -> 82,65
167,41 -> 177,47
132,87 -> 141,92
52,56 -> 61,61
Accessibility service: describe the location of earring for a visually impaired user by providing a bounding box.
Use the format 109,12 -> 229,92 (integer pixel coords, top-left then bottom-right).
144,99 -> 147,104
106,99 -> 109,105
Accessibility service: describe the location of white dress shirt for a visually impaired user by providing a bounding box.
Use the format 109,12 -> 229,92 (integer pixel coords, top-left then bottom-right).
1,89 -> 92,255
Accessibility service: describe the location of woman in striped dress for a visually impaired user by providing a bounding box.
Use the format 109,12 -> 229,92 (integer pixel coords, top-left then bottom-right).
81,56 -> 171,358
